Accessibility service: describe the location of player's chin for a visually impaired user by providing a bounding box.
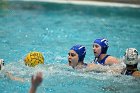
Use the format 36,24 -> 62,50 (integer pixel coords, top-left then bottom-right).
94,52 -> 98,57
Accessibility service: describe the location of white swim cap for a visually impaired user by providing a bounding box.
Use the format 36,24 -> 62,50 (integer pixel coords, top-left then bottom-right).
124,48 -> 138,65
0,59 -> 4,70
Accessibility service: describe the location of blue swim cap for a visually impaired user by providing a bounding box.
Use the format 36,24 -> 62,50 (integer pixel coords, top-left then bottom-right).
93,38 -> 109,54
70,45 -> 86,62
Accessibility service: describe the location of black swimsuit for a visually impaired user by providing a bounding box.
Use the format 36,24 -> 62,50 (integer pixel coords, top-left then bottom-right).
122,68 -> 138,75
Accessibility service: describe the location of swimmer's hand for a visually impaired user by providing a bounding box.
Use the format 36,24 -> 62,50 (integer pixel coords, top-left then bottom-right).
5,72 -> 24,82
29,72 -> 43,93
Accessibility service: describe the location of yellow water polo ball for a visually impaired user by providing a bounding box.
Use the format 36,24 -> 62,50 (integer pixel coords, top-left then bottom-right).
24,51 -> 44,67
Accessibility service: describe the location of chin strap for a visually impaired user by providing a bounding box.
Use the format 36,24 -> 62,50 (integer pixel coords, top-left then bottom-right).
93,52 -> 102,64
93,57 -> 98,63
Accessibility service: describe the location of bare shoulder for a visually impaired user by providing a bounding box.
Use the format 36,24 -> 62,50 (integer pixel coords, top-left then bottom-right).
132,71 -> 140,78
105,56 -> 119,65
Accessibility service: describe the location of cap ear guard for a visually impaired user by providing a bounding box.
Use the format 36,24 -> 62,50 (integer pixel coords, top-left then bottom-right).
93,38 -> 109,54
70,45 -> 86,62
124,48 -> 138,65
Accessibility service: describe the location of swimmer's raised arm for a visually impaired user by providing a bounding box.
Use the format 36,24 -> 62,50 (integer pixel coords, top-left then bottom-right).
0,59 -> 24,82
5,72 -> 24,82
29,72 -> 43,93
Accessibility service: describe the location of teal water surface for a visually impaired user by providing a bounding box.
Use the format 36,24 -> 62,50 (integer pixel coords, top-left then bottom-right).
0,1 -> 140,93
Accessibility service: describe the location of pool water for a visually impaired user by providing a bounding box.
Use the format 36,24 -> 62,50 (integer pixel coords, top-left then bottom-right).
0,1 -> 140,93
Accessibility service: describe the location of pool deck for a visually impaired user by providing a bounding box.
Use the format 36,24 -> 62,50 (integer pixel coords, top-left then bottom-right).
21,0 -> 140,8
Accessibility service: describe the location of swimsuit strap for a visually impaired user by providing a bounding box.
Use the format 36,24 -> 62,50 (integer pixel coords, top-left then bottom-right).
83,63 -> 87,68
98,55 -> 110,65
